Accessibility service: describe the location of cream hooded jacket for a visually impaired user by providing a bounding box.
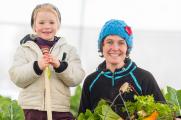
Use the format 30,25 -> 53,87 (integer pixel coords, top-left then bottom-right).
9,36 -> 85,112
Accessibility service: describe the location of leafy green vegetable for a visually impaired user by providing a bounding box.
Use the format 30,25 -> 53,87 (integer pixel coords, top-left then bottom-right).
95,99 -> 121,120
123,95 -> 178,120
78,99 -> 122,120
0,95 -> 25,120
162,86 -> 181,116
70,85 -> 82,117
78,109 -> 99,120
73,85 -> 181,119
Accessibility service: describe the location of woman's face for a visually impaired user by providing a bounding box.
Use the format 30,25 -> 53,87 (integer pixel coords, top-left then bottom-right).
102,35 -> 127,67
34,11 -> 59,41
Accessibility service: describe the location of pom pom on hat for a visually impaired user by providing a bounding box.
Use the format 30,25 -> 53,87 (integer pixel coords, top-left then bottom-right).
98,19 -> 133,53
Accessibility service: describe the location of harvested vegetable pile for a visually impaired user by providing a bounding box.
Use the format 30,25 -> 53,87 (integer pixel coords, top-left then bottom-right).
78,95 -> 178,120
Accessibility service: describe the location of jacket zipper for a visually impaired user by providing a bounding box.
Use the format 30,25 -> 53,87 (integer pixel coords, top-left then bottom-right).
44,88 -> 46,110
112,72 -> 115,86
43,43 -> 56,110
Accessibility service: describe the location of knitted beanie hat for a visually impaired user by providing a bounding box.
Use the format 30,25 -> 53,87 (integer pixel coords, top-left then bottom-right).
98,19 -> 133,53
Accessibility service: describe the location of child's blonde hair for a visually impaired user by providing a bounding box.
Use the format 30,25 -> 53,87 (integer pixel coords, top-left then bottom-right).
31,3 -> 61,28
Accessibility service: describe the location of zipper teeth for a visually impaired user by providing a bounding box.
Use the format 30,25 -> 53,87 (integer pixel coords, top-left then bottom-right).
43,39 -> 57,110
49,42 -> 56,54
43,72 -> 46,110
45,40 -> 54,110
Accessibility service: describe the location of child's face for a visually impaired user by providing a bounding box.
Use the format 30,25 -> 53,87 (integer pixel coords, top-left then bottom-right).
34,11 -> 59,41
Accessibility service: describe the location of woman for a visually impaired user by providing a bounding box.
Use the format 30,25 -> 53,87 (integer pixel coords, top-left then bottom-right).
78,19 -> 165,119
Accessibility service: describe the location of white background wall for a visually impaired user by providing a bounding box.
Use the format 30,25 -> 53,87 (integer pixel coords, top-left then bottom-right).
0,0 -> 181,99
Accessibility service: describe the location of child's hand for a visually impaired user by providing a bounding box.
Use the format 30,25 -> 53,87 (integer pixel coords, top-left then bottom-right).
48,54 -> 60,68
38,54 -> 51,70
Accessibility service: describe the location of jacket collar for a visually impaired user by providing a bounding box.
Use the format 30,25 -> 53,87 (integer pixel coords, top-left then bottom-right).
97,58 -> 137,76
20,34 -> 67,57
20,34 -> 60,45
21,34 -> 67,48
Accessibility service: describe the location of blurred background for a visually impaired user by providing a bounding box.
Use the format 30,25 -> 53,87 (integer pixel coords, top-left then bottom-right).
0,0 -> 181,99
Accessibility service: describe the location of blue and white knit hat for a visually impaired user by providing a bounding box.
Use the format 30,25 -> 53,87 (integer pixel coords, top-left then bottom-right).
98,19 -> 133,53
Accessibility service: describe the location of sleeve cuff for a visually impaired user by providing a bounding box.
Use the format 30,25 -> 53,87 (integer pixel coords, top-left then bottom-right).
33,61 -> 43,75
54,61 -> 68,73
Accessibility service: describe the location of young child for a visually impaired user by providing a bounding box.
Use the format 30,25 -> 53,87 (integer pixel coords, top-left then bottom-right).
9,3 -> 85,120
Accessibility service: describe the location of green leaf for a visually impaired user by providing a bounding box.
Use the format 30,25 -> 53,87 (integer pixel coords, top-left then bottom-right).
78,99 -> 121,120
100,105 -> 120,120
163,86 -> 181,115
0,95 -> 25,120
124,95 -> 176,120
70,85 -> 82,117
